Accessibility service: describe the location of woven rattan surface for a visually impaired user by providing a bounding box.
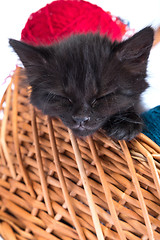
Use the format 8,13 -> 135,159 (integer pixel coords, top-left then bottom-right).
0,68 -> 160,240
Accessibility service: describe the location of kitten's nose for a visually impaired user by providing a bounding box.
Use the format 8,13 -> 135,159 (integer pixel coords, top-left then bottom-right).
72,115 -> 90,125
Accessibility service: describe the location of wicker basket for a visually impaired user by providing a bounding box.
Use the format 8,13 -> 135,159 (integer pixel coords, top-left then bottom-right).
0,67 -> 160,240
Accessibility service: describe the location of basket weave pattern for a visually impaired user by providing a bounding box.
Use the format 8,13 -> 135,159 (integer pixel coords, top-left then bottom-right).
0,68 -> 160,240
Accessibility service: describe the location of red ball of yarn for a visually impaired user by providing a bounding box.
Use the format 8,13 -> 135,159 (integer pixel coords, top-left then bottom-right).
21,0 -> 128,45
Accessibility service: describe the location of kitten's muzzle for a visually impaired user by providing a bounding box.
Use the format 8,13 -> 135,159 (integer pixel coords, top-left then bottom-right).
72,115 -> 90,126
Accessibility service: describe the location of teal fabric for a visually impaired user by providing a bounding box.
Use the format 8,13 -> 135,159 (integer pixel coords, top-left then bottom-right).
142,105 -> 160,146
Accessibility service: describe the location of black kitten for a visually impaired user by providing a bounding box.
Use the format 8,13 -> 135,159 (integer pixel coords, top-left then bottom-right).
9,27 -> 154,140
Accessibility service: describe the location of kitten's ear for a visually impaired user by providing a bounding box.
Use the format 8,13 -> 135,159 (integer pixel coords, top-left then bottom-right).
9,39 -> 50,68
115,27 -> 154,71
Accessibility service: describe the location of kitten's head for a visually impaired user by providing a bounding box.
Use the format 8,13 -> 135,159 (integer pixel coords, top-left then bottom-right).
9,27 -> 154,136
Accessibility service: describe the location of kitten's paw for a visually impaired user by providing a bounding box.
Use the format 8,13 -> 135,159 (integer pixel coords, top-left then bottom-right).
103,114 -> 143,141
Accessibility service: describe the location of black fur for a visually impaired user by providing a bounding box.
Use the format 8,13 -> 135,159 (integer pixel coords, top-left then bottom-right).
9,27 -> 154,140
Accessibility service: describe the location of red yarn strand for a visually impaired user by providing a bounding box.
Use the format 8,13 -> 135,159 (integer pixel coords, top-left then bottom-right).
45,4 -> 55,35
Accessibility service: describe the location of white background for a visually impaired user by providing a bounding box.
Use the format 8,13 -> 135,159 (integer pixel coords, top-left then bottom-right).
0,0 -> 160,239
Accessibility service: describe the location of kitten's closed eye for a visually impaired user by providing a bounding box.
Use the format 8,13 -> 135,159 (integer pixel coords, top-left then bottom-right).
45,93 -> 72,104
91,91 -> 115,107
